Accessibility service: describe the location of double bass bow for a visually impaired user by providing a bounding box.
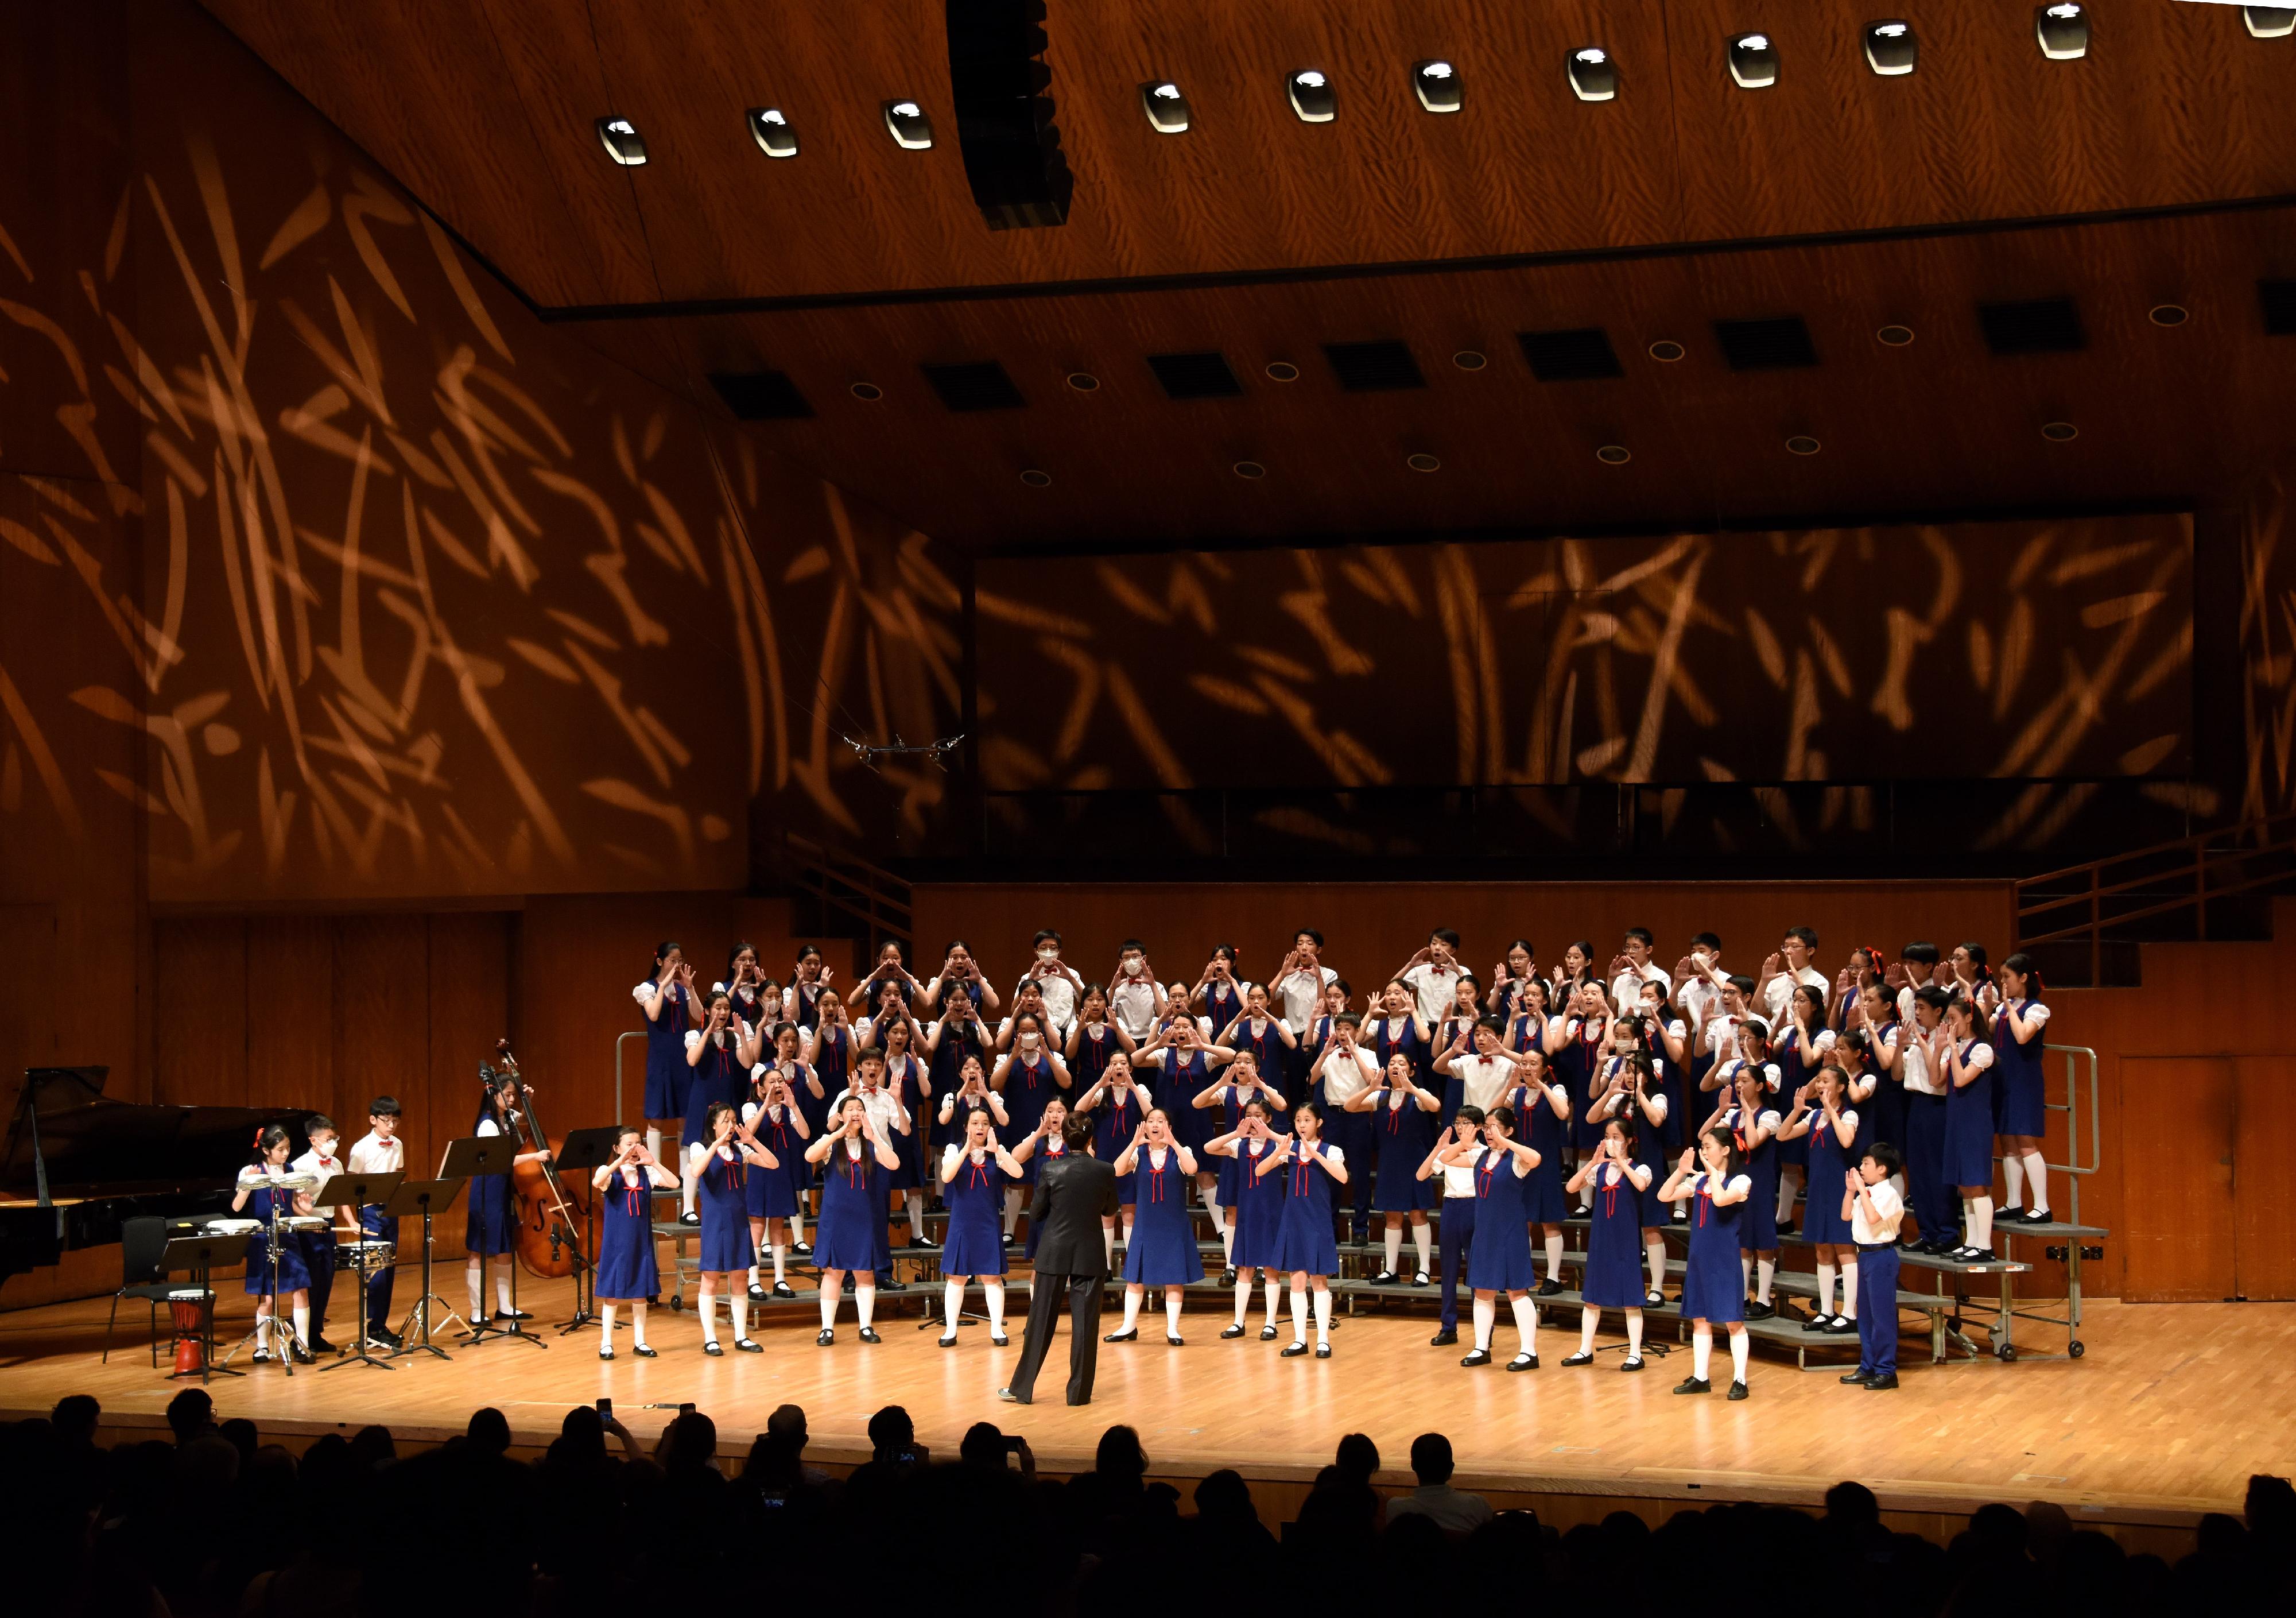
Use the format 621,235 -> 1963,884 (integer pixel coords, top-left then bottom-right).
484,1039 -> 592,1281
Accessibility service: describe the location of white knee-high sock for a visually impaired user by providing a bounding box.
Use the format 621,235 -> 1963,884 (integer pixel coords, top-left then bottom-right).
1967,1195 -> 1994,1249
1312,1287 -> 1332,1344
630,1299 -> 648,1349
1473,1294 -> 1496,1352
1206,1193 -> 1225,1233
819,1283 -> 839,1331
1289,1283 -> 1310,1345
770,1243 -> 786,1283
1509,1293 -> 1537,1355
985,1282 -> 1006,1337
291,1302 -> 311,1345
1692,1325 -> 1713,1380
1578,1306 -> 1599,1354
645,1128 -> 662,1171
1120,1288 -> 1143,1333
2022,1151 -> 2049,1214
1729,1329 -> 1751,1384
1545,1230 -> 1566,1283
1413,1221 -> 1433,1274
1167,1290 -> 1184,1338
1740,1253 -> 1752,1295
1003,1189 -> 1022,1237
1577,1167 -> 1595,1211
1755,1257 -> 1775,1304
1232,1275 -> 1252,1328
731,1295 -> 750,1342
465,1258 -> 483,1320
790,1209 -> 805,1247
1103,1226 -> 1115,1267
1776,1172 -> 1797,1224
1264,1278 -> 1281,1328
1814,1260 -> 1837,1316
1122,1216 -> 1135,1248
1646,1235 -> 1667,1295
856,1283 -> 876,1330
494,1265 -> 513,1315
905,1191 -> 925,1236
699,1292 -> 719,1344
943,1278 -> 964,1336
1626,1307 -> 1644,1358
1383,1227 -> 1402,1274
683,1147 -> 701,1216
2003,1154 -> 2025,1209
600,1302 -> 616,1351
1840,1256 -> 1860,1320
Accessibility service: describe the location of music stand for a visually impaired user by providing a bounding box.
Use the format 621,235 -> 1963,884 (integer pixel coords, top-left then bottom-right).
385,1176 -> 466,1361
158,1232 -> 250,1383
551,1127 -> 624,1337
440,1135 -> 542,1351
311,1170 -> 402,1372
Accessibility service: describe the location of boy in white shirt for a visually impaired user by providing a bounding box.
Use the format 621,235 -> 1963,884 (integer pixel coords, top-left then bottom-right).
346,1097 -> 405,1346
1841,1143 -> 1908,1390
1107,939 -> 1166,1042
1017,929 -> 1083,1036
1609,928 -> 1671,1017
1433,1017 -> 1540,1116
1898,984 -> 1954,1253
1760,926 -> 1829,1028
1272,929 -> 1339,1036
1398,928 -> 1467,1026
290,1117 -> 354,1354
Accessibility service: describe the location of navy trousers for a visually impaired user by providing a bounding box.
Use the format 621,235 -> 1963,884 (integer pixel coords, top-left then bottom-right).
1437,1197 -> 1477,1331
1855,1242 -> 1901,1376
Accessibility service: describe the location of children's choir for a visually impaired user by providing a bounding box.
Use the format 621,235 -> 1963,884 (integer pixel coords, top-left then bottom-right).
231,923 -> 2042,1396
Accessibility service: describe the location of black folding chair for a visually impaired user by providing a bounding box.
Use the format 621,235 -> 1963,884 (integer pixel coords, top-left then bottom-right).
103,1216 -> 187,1367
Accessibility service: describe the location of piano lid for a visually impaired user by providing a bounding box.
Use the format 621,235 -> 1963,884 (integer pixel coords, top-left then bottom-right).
5,1067 -> 310,1203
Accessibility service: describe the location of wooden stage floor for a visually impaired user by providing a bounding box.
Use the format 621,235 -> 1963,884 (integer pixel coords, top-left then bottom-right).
4,1276 -> 2287,1530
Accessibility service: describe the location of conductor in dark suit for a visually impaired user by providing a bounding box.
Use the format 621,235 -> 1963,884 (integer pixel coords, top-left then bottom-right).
998,1114 -> 1122,1406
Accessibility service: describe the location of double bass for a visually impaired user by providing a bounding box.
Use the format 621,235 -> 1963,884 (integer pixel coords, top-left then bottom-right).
484,1040 -> 594,1281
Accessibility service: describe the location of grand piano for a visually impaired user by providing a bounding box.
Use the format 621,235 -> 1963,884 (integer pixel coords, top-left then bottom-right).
1,1066 -> 309,1291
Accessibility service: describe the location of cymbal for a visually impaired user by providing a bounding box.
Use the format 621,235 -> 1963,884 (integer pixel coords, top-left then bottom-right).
272,1172 -> 319,1189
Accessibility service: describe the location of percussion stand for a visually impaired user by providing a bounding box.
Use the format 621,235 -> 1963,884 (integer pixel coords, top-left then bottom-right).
313,1170 -> 403,1372
220,1209 -> 300,1375
157,1232 -> 252,1383
552,1127 -> 624,1338
385,1176 -> 467,1362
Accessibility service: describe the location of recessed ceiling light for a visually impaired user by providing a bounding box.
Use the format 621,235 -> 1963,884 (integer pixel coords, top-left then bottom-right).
1065,371 -> 1100,392
1406,453 -> 1442,473
2147,304 -> 2189,327
883,99 -> 934,149
1877,324 -> 1915,346
1141,80 -> 1191,133
1864,20 -> 1917,75
2040,421 -> 2078,442
1287,69 -> 1336,123
1264,361 -> 1300,382
1019,469 -> 1053,487
596,117 -> 647,166
1729,33 -> 1779,89
747,107 -> 797,158
1232,460 -> 1267,479
849,382 -> 883,401
1647,339 -> 1685,362
1412,60 -> 1463,113
2248,7 -> 2296,40
1453,350 -> 1487,370
1596,444 -> 1631,465
1569,46 -> 1618,101
2036,3 -> 2089,60
1785,435 -> 1821,455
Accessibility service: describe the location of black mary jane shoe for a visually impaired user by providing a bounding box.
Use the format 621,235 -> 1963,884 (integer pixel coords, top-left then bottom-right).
938,1334 -> 960,1349
815,1329 -> 834,1346
703,1341 -> 724,1357
1727,1380 -> 1750,1401
1371,1270 -> 1400,1286
2015,1209 -> 2052,1225
1221,1323 -> 1247,1339
678,1212 -> 701,1226
1220,1268 -> 1238,1286
1103,1327 -> 1138,1344
1259,1325 -> 1279,1341
1460,1348 -> 1493,1368
599,1348 -> 615,1361
1743,1300 -> 1775,1321
495,1308 -> 534,1322
1279,1340 -> 1310,1357
1824,1315 -> 1856,1334
633,1344 -> 658,1358
1314,1343 -> 1331,1358
1619,1356 -> 1645,1373
1561,1350 -> 1595,1367
990,1334 -> 1010,1347
1412,1270 -> 1432,1287
734,1337 -> 762,1353
1643,1289 -> 1667,1308
771,1281 -> 796,1299
1506,1353 -> 1539,1372
747,1285 -> 768,1303
1801,1311 -> 1832,1333
858,1327 -> 882,1344
792,1239 -> 812,1255
1168,1335 -> 1185,1347
1535,1278 -> 1565,1297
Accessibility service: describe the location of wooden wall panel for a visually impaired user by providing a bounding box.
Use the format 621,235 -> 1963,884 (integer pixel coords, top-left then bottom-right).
910,878 -> 2014,1004
2232,1055 -> 2296,1303
152,918 -> 247,1107
2118,1057 -> 2236,1305
332,915 -> 430,1141
242,919 -> 335,1114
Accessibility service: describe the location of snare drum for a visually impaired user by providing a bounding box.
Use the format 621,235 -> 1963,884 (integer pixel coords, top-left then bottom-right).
333,1240 -> 396,1272
168,1288 -> 210,1376
281,1214 -> 329,1233
204,1217 -> 260,1236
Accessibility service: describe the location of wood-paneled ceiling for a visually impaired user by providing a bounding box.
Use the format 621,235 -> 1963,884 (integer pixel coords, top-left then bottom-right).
203,0 -> 2296,309
198,0 -> 2296,549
